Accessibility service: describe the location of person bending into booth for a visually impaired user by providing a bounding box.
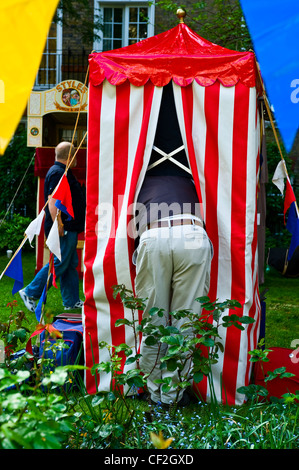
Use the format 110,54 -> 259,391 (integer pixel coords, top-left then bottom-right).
134,83 -> 213,408
19,141 -> 86,312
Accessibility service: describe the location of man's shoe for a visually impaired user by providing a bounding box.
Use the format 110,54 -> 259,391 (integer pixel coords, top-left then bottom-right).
64,300 -> 84,310
177,391 -> 191,407
19,289 -> 36,313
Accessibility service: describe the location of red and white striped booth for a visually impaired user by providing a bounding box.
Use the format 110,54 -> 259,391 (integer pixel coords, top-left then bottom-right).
83,23 -> 262,405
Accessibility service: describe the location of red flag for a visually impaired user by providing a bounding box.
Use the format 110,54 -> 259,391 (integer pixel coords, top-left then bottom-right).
284,179 -> 296,223
26,323 -> 62,356
49,253 -> 57,288
52,174 -> 74,220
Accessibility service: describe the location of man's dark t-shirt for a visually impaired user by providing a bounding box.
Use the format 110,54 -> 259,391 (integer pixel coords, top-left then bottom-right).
44,161 -> 86,238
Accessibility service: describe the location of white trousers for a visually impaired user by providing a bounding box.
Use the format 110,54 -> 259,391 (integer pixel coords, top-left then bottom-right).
135,223 -> 212,404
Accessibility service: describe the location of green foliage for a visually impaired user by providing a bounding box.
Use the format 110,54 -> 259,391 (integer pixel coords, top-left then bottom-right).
0,212 -> 33,253
0,278 -> 298,449
0,130 -> 36,220
156,0 -> 253,50
0,301 -> 30,359
112,285 -> 253,409
55,0 -> 103,45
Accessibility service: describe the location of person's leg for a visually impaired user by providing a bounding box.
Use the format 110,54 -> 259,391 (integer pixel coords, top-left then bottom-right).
22,231 -> 80,309
24,263 -> 50,300
135,228 -> 172,404
57,231 -> 81,308
161,224 -> 212,404
19,262 -> 51,311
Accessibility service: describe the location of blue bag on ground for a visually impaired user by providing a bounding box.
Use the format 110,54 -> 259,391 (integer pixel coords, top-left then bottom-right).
39,319 -> 83,367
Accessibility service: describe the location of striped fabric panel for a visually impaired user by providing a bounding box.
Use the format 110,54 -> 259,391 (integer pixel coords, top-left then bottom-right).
84,81 -> 162,393
174,81 -> 261,405
84,79 -> 260,404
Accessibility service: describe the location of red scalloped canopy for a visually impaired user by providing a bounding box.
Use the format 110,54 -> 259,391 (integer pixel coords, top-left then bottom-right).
89,23 -> 258,88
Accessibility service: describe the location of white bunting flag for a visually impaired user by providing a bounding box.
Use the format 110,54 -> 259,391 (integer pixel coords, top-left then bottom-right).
25,210 -> 45,246
45,217 -> 61,261
272,160 -> 286,195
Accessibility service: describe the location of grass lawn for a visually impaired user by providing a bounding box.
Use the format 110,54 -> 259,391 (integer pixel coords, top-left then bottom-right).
261,267 -> 299,349
0,250 -> 298,450
0,250 -> 298,347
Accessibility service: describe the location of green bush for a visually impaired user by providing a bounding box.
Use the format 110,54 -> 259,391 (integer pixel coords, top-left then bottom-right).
0,213 -> 33,253
0,129 -> 37,220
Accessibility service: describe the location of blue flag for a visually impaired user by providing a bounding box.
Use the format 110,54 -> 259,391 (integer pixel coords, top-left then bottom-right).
35,283 -> 48,322
240,1 -> 299,152
286,201 -> 299,260
5,249 -> 23,295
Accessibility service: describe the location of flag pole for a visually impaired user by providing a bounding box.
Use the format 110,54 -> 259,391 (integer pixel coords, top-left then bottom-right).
67,61 -> 90,168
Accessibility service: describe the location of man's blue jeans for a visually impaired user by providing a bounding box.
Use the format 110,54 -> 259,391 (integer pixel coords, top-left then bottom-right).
25,231 -> 80,308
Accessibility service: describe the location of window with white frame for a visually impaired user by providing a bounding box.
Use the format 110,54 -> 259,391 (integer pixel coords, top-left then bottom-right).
34,21 -> 62,89
94,1 -> 155,52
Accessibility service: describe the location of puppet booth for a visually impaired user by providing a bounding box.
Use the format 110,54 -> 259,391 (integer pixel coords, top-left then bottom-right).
83,17 -> 262,406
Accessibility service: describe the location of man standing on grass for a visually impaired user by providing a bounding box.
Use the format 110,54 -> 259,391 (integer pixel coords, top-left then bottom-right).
133,83 -> 213,408
19,141 -> 86,312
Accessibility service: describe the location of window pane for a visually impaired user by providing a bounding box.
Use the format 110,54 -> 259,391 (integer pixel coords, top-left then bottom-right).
38,69 -> 46,84
49,22 -> 57,38
48,38 -> 56,52
139,24 -> 147,39
104,23 -> 112,38
129,25 -> 137,39
40,55 -> 47,68
114,24 -> 122,39
48,54 -> 56,68
113,39 -> 122,49
104,8 -> 112,22
139,7 -> 148,22
114,8 -> 122,23
103,39 -> 112,51
130,8 -> 137,22
48,69 -> 56,85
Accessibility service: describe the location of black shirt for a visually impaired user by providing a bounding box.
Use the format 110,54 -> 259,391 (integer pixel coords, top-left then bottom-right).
44,161 -> 86,238
136,82 -> 201,231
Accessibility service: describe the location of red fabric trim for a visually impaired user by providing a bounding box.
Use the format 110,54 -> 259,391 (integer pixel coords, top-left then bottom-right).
203,82 -> 221,401
221,83 -> 250,405
84,82 -> 102,393
89,24 -> 258,89
103,82 -> 131,392
127,81 -> 156,292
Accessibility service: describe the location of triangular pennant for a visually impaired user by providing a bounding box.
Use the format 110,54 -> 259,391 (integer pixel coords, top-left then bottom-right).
272,160 -> 286,195
52,174 -> 74,220
5,249 -> 23,295
49,252 -> 58,288
45,217 -> 61,261
284,179 -> 296,224
35,282 -> 48,322
286,201 -> 299,261
25,210 -> 45,246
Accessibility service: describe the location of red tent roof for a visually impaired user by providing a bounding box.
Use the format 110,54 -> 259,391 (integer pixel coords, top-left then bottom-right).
89,23 -> 258,88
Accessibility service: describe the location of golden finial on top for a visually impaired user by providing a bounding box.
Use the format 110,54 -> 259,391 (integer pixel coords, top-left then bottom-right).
176,8 -> 186,23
